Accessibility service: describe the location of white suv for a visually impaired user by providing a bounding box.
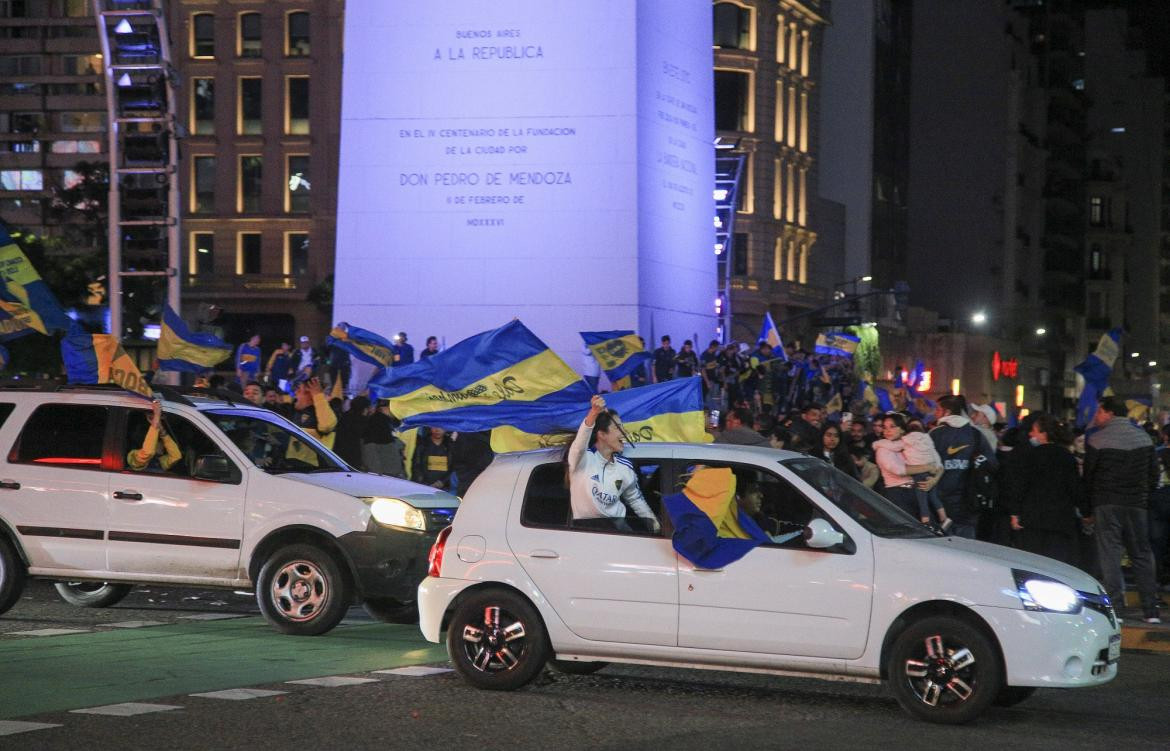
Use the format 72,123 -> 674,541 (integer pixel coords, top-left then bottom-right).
419,443 -> 1119,724
0,386 -> 458,635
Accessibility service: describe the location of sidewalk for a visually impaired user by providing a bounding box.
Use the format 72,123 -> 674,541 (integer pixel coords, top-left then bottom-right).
1120,591 -> 1170,654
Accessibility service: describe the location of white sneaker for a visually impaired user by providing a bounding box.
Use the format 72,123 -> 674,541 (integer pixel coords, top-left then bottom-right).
1143,616 -> 1162,624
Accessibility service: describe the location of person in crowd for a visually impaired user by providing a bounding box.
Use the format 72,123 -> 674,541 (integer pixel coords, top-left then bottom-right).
332,395 -> 370,469
413,426 -> 453,489
991,413 -> 1038,546
393,332 -> 414,365
904,419 -> 949,530
720,343 -> 743,406
874,412 -> 921,517
294,335 -> 316,378
675,339 -> 699,379
930,394 -> 996,539
715,407 -> 770,447
789,402 -> 824,452
564,395 -> 661,533
850,444 -> 881,489
849,418 -> 876,454
263,385 -> 292,418
450,430 -> 494,495
242,381 -> 264,407
265,342 -> 293,393
969,403 -> 999,451
362,401 -> 406,478
1007,414 -> 1081,567
629,336 -> 649,387
289,376 -> 338,463
1083,396 -> 1161,623
699,339 -> 722,408
128,400 -> 182,472
325,336 -> 351,397
420,336 -> 440,360
819,423 -> 860,479
769,425 -> 791,451
236,334 -> 261,386
1151,425 -> 1170,586
652,335 -> 676,383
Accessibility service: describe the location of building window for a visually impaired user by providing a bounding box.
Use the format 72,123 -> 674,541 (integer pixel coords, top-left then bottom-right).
192,13 -> 215,58
239,156 -> 262,212
0,55 -> 42,76
192,156 -> 216,213
785,162 -> 795,223
0,170 -> 43,191
50,140 -> 100,154
192,78 -> 214,135
238,77 -> 262,134
713,3 -> 752,50
286,155 -> 310,213
238,233 -> 262,274
239,12 -> 262,57
786,238 -> 796,280
732,233 -> 749,276
774,80 -> 784,144
714,70 -> 752,132
58,112 -> 105,132
63,0 -> 90,17
1089,196 -> 1104,226
773,237 -> 784,281
801,29 -> 810,76
798,166 -> 808,226
787,23 -> 798,69
799,91 -> 809,152
287,11 -> 310,56
286,77 -> 309,134
773,158 -> 782,220
786,85 -> 797,148
798,242 -> 809,285
285,232 -> 309,276
62,54 -> 102,75
190,232 -> 214,276
777,15 -> 786,64
736,155 -> 753,214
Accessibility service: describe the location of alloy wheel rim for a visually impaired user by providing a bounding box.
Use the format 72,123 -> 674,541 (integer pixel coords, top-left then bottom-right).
461,605 -> 529,673
65,581 -> 107,593
270,560 -> 328,622
903,634 -> 978,707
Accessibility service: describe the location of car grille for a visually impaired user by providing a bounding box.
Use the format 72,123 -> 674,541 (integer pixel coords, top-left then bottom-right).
427,508 -> 457,531
1081,590 -> 1117,628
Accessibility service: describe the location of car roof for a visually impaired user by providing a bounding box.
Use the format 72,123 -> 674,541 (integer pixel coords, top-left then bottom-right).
0,384 -> 271,413
506,442 -> 806,464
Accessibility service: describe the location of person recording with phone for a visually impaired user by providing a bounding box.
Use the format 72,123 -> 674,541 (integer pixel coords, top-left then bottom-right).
128,400 -> 182,472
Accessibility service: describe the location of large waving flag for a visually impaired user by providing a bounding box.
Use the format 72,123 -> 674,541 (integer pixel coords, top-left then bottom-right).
580,330 -> 651,384
367,320 -> 593,431
814,331 -> 859,358
489,377 -> 713,453
326,322 -> 396,369
664,467 -> 771,569
757,312 -> 786,357
0,223 -> 71,341
157,305 -> 232,373
62,324 -> 153,399
1074,328 -> 1122,428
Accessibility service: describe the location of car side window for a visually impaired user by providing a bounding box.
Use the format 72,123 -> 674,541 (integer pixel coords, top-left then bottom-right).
122,408 -> 239,482
521,460 -> 665,536
10,404 -> 109,469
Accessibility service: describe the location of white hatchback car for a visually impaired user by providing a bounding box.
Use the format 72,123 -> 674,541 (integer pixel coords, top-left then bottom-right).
419,443 -> 1119,724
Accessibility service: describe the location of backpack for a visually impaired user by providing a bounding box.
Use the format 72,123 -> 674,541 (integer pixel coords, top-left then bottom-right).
962,426 -> 998,513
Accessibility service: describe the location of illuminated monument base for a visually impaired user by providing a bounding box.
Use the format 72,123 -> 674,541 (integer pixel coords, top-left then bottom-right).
334,0 -> 716,365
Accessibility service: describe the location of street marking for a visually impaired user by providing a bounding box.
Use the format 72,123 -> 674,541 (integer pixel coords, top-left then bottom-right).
189,688 -> 288,701
176,613 -> 248,621
12,628 -> 90,637
286,676 -> 379,687
105,620 -> 167,629
71,702 -> 182,717
373,666 -> 453,677
0,720 -> 61,736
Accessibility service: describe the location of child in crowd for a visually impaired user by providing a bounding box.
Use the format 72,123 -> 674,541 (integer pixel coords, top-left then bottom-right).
901,420 -> 950,530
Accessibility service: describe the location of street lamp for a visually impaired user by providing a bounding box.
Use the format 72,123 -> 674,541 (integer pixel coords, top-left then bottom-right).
971,311 -> 987,325
1035,327 -> 1047,336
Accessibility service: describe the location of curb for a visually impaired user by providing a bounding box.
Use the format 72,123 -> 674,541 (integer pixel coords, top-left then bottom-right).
1121,623 -> 1170,654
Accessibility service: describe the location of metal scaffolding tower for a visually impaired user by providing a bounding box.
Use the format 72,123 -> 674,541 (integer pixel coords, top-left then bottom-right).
94,0 -> 180,340
714,141 -> 746,343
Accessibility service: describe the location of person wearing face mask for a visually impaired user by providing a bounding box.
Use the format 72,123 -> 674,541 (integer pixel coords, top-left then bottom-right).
1008,413 -> 1082,567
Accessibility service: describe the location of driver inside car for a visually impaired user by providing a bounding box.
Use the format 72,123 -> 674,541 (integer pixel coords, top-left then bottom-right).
127,400 -> 183,472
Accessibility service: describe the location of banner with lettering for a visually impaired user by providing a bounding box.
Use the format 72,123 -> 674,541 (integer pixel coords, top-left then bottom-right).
62,324 -> 153,399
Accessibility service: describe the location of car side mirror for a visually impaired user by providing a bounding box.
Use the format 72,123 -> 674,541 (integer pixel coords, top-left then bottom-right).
194,454 -> 236,483
804,517 -> 845,549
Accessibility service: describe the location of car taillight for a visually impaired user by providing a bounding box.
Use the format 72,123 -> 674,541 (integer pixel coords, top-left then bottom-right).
428,525 -> 453,578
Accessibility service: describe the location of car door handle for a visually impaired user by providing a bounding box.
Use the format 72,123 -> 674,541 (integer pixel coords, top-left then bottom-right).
529,549 -> 560,559
113,490 -> 143,501
0,480 -> 19,490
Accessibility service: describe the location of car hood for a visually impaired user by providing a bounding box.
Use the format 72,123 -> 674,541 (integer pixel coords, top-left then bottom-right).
898,535 -> 1102,593
281,472 -> 460,509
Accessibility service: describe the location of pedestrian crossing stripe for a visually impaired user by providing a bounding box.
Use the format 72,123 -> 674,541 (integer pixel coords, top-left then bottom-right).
71,703 -> 181,717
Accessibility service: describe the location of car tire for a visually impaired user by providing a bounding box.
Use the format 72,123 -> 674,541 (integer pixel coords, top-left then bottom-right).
363,598 -> 419,624
53,582 -> 132,608
549,659 -> 608,676
0,536 -> 25,616
447,589 -> 549,691
887,615 -> 1003,725
256,543 -> 350,636
993,685 -> 1037,708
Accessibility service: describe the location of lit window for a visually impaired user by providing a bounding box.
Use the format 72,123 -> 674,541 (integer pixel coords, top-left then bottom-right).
774,80 -> 784,143
192,156 -> 216,213
286,155 -> 310,213
0,170 -> 43,191
773,237 -> 784,281
287,11 -> 310,56
239,156 -> 262,212
238,233 -> 261,274
190,232 -> 214,276
800,91 -> 809,152
238,77 -> 262,134
50,140 -> 100,154
286,77 -> 309,134
58,112 -> 105,132
192,13 -> 215,58
63,0 -> 90,17
239,12 -> 262,58
192,78 -> 214,135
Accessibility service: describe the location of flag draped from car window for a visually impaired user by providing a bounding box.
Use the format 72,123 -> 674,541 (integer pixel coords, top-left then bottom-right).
664,467 -> 771,569
1074,328 -> 1122,429
326,322 -> 397,369
579,330 -> 652,384
0,223 -> 71,341
814,331 -> 859,357
488,377 -> 713,453
61,323 -> 153,399
156,304 -> 232,373
367,320 -> 593,431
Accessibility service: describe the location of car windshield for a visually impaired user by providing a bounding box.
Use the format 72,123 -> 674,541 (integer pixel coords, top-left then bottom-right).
204,409 -> 348,474
782,457 -> 934,538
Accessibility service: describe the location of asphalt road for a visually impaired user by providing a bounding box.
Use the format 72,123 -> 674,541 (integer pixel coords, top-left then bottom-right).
2,581 -> 1167,750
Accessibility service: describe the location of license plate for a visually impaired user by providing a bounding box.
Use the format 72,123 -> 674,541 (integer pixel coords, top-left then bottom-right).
1108,634 -> 1121,663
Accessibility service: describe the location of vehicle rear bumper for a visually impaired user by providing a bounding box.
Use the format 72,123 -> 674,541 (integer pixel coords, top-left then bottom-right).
417,576 -> 473,643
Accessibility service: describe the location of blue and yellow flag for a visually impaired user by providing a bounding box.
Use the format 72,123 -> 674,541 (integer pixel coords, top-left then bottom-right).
1074,328 -> 1122,429
326,322 -> 396,369
814,331 -> 859,357
664,467 -> 771,569
489,377 -> 713,453
0,223 -> 71,341
1125,397 -> 1151,424
757,312 -> 786,357
62,324 -> 153,399
367,320 -> 593,431
580,330 -> 651,384
157,305 -> 232,373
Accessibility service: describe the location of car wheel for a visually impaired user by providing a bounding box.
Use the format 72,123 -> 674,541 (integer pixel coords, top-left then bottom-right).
256,543 -> 350,636
53,582 -> 133,608
0,537 -> 25,616
363,597 -> 419,624
447,589 -> 549,691
887,615 -> 1003,725
550,659 -> 608,676
994,685 -> 1037,708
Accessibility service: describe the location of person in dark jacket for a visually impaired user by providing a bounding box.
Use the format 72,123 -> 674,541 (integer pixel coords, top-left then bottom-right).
361,402 -> 406,478
1084,396 -> 1161,623
714,407 -> 770,447
1008,414 -> 1082,567
450,430 -> 494,496
413,426 -> 453,489
929,394 -> 997,540
331,396 -> 369,469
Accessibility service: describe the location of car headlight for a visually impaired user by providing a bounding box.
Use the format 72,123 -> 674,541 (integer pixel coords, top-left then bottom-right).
1013,569 -> 1082,614
367,497 -> 426,532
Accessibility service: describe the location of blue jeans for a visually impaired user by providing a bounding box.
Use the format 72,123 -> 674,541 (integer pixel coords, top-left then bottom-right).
1095,504 -> 1159,616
